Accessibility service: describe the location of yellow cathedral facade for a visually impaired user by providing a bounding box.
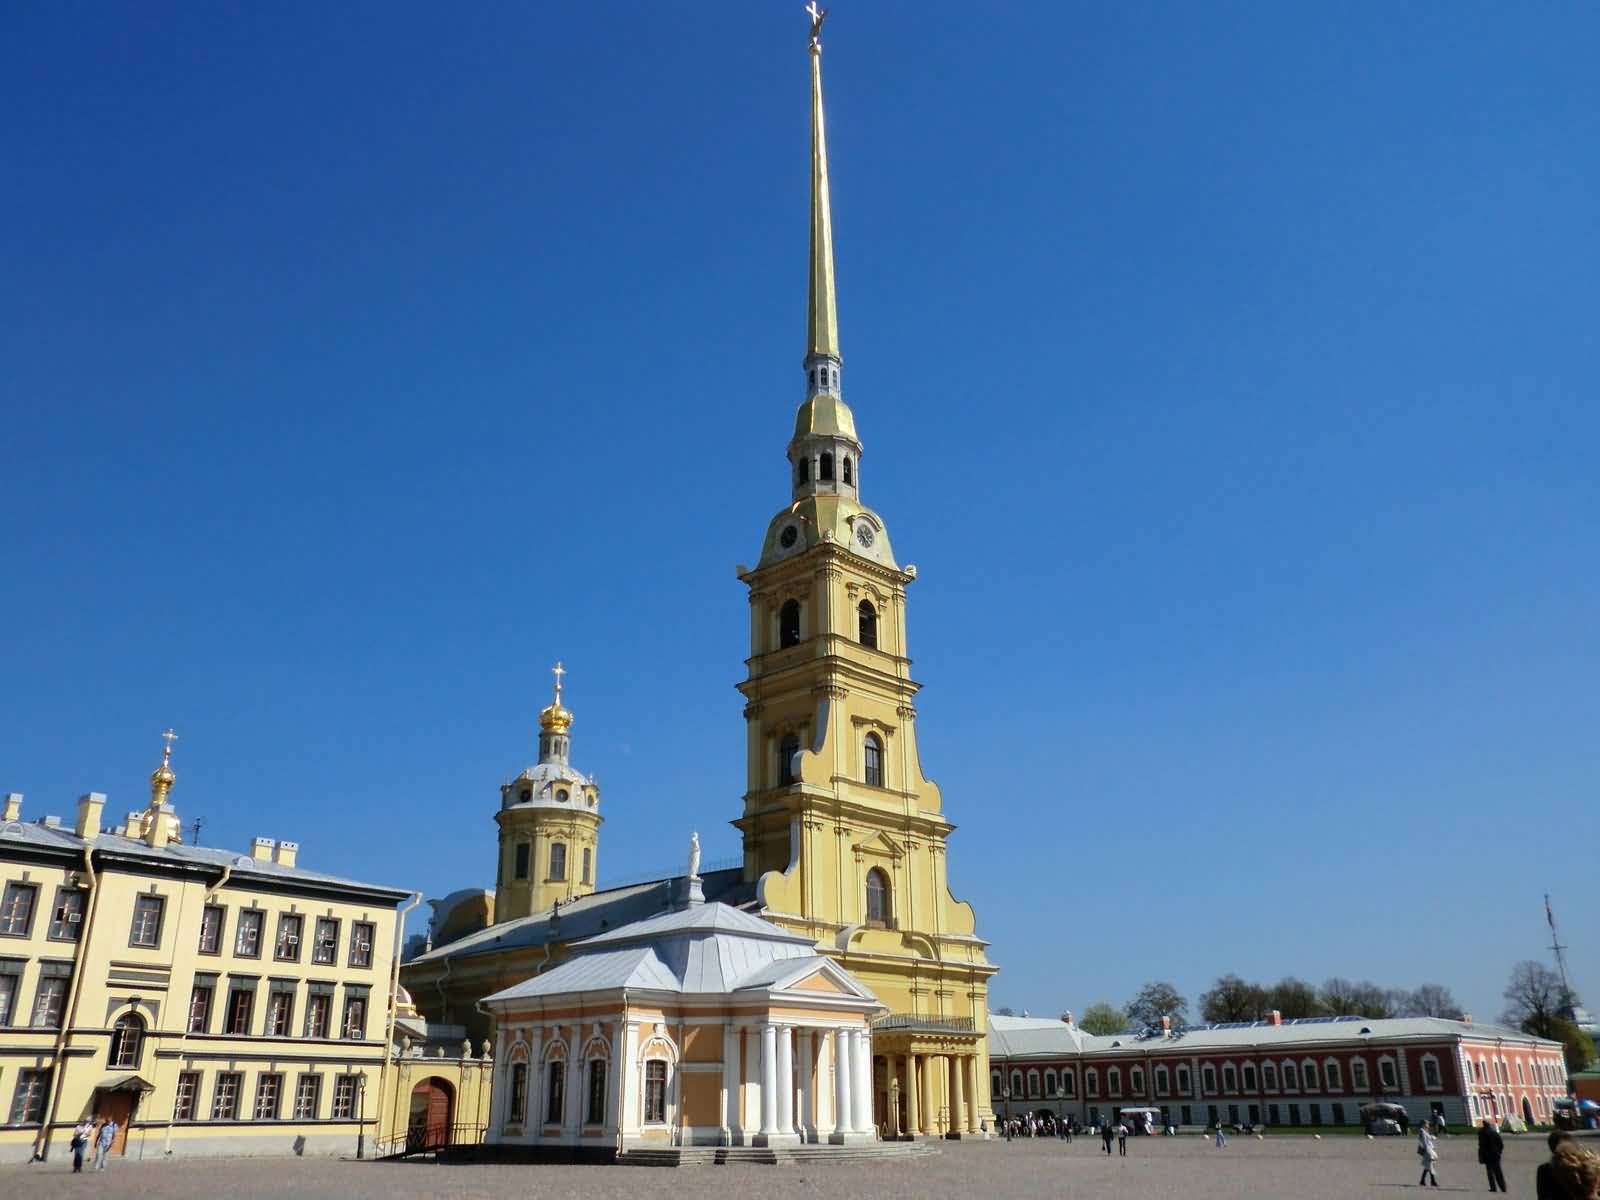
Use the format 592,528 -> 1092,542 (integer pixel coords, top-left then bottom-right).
403,12 -> 996,1139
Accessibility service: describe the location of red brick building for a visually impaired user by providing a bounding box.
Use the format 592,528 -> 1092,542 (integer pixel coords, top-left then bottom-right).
988,1011 -> 1565,1130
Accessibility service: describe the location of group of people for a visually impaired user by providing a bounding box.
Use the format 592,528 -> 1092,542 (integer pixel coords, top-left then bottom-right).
1416,1118 -> 1600,1197
67,1118 -> 118,1172
995,1112 -> 1073,1140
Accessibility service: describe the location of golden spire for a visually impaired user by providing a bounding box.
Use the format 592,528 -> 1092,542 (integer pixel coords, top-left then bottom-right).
149,728 -> 178,802
805,3 -> 839,362
539,661 -> 573,732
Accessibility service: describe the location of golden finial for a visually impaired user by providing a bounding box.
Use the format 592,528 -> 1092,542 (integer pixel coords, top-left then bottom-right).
539,662 -> 574,732
807,1 -> 828,46
150,728 -> 178,796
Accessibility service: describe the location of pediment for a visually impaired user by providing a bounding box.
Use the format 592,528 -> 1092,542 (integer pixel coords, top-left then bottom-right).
852,830 -> 903,860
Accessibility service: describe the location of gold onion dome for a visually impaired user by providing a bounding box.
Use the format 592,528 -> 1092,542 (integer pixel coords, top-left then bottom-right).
538,662 -> 573,732
150,728 -> 178,793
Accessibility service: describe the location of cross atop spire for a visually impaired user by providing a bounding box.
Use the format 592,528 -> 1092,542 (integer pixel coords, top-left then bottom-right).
806,2 -> 828,45
551,661 -> 566,704
160,727 -> 179,767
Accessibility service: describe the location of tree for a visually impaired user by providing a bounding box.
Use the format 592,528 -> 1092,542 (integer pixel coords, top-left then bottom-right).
1320,977 -> 1397,1018
1126,981 -> 1188,1030
1079,1002 -> 1127,1035
1501,961 -> 1569,1038
1544,1018 -> 1596,1075
1265,977 -> 1324,1020
1403,983 -> 1460,1019
1200,975 -> 1267,1023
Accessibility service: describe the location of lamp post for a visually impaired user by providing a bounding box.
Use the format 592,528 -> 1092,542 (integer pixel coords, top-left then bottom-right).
890,1078 -> 901,1139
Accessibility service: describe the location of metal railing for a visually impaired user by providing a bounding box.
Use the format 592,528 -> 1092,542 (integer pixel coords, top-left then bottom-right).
871,1014 -> 977,1034
376,1121 -> 487,1160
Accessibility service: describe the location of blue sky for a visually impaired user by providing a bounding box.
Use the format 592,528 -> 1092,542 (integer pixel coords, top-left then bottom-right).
3,2 -> 1597,1024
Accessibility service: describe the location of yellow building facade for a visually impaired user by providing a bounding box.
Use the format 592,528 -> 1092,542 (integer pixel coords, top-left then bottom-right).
0,742 -> 414,1162
733,14 -> 997,1137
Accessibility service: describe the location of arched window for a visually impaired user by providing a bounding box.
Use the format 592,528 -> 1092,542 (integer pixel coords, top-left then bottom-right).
1085,1068 -> 1099,1097
842,457 -> 853,486
778,734 -> 799,786
1131,1067 -> 1144,1094
865,867 -> 891,926
797,457 -> 810,486
1177,1065 -> 1191,1093
644,1060 -> 667,1123
858,600 -> 878,649
863,733 -> 883,787
1201,1065 -> 1216,1094
1044,1069 -> 1057,1096
1281,1061 -> 1298,1091
109,1013 -> 144,1069
508,1062 -> 528,1124
1009,1070 -> 1023,1097
1107,1066 -> 1121,1096
549,842 -> 567,882
1264,1061 -> 1279,1090
586,1058 -> 608,1125
1302,1059 -> 1319,1091
1155,1064 -> 1170,1095
820,452 -> 834,482
1061,1068 -> 1076,1097
1242,1063 -> 1257,1090
1223,1064 -> 1237,1093
779,599 -> 801,649
1026,1069 -> 1040,1098
545,1060 -> 564,1124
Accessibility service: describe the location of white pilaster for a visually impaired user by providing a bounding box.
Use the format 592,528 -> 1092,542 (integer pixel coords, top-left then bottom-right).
797,1029 -> 814,1139
721,1022 -> 740,1142
620,1021 -> 641,1140
776,1025 -> 795,1134
742,1026 -> 761,1136
851,1027 -> 874,1134
527,1027 -> 544,1136
950,1055 -> 965,1137
832,1026 -> 853,1141
565,1028 -> 584,1136
760,1023 -> 779,1136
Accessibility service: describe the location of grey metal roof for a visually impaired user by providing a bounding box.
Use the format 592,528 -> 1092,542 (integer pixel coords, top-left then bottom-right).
408,867 -> 756,966
0,818 -> 409,899
987,1013 -> 1561,1059
480,900 -> 869,1008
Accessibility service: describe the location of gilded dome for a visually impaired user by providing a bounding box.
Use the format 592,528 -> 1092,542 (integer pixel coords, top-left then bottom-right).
538,699 -> 573,732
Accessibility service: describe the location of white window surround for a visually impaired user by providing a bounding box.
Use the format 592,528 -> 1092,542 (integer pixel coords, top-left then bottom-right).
1420,1053 -> 1443,1091
1130,1068 -> 1144,1094
1262,1062 -> 1278,1091
1010,1070 -> 1023,1096
1062,1068 -> 1076,1097
1301,1058 -> 1319,1092
1155,1065 -> 1170,1095
1323,1059 -> 1343,1091
1027,1069 -> 1041,1099
1086,1068 -> 1100,1097
1378,1056 -> 1398,1090
1044,1069 -> 1058,1095
1107,1067 -> 1121,1096
1350,1058 -> 1368,1090
1222,1062 -> 1237,1093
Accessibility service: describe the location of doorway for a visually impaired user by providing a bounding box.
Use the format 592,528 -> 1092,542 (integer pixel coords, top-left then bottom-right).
407,1078 -> 454,1151
93,1090 -> 138,1155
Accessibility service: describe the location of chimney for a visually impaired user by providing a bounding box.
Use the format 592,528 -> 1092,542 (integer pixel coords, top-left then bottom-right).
273,840 -> 298,869
1161,1015 -> 1172,1033
1460,1013 -> 1472,1025
76,793 -> 105,840
145,807 -> 171,849
251,836 -> 275,862
124,811 -> 146,839
1061,1011 -> 1074,1027
1269,1010 -> 1283,1026
2,793 -> 20,822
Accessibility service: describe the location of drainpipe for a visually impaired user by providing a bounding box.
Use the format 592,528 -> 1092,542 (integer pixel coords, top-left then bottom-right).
162,864 -> 232,1157
35,846 -> 101,1162
374,893 -> 422,1159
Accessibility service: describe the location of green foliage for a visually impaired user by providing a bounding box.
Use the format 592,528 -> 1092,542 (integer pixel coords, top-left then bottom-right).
1522,1015 -> 1595,1074
1078,1002 -> 1127,1035
1126,981 -> 1188,1029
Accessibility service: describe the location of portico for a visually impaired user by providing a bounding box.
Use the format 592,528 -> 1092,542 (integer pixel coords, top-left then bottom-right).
871,1018 -> 985,1138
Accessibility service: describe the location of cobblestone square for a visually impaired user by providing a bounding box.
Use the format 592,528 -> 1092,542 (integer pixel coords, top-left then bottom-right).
5,1134 -> 1571,1199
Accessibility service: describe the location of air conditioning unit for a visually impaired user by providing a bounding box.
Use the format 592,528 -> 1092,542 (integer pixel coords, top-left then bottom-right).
67,912 -> 82,924
357,942 -> 370,953
286,935 -> 299,945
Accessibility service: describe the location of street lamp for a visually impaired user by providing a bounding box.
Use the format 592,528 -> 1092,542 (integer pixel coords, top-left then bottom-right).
890,1078 -> 901,1139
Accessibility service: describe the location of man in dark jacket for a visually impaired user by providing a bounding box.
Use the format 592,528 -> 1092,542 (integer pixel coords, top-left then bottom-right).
1478,1118 -> 1507,1192
1537,1130 -> 1573,1199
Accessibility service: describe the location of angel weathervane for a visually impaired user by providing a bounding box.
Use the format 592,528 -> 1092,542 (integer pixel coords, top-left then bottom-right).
806,2 -> 828,45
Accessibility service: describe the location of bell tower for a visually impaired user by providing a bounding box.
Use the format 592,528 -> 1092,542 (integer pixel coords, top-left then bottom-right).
494,663 -> 603,921
733,8 -> 997,1135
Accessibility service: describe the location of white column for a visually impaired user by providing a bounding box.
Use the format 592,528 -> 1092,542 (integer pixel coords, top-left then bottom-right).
526,1027 -> 543,1136
565,1029 -> 584,1136
797,1029 -> 814,1139
721,1022 -> 740,1141
814,1029 -> 833,1134
603,1025 -> 619,1135
776,1025 -> 795,1135
950,1055 -> 965,1136
620,1022 -> 640,1140
965,1057 -> 980,1133
833,1027 -> 853,1137
742,1027 -> 761,1136
760,1024 -> 779,1136
851,1027 -> 874,1134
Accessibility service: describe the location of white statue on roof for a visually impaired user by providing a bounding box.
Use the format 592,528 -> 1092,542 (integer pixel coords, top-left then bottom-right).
687,831 -> 701,881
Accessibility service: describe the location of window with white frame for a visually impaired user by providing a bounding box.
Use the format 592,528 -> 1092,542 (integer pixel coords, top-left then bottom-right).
1086,1068 -> 1100,1097
1009,1070 -> 1023,1097
1061,1068 -> 1076,1097
1302,1060 -> 1319,1091
1130,1067 -> 1144,1094
1107,1067 -> 1121,1096
1421,1056 -> 1441,1089
1201,1065 -> 1216,1094
1155,1064 -> 1170,1095
1044,1069 -> 1057,1096
1324,1060 -> 1343,1091
1282,1061 -> 1298,1091
1027,1069 -> 1040,1098
1378,1057 -> 1397,1089
1350,1058 -> 1367,1091
1262,1061 -> 1278,1091
643,1060 -> 667,1124
1222,1064 -> 1237,1093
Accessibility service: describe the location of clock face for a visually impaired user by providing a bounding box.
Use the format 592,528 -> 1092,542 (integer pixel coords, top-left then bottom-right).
855,523 -> 876,549
779,523 -> 799,549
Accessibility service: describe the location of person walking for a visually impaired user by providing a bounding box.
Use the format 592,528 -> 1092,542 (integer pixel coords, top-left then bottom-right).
1116,1121 -> 1129,1157
1102,1122 -> 1115,1155
1215,1120 -> 1227,1148
93,1119 -> 116,1170
1417,1121 -> 1440,1188
1478,1117 -> 1506,1193
70,1120 -> 92,1172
